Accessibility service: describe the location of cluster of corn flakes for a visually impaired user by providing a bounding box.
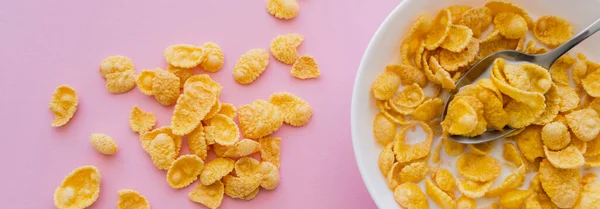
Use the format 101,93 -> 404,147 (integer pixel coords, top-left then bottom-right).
372,1 -> 600,208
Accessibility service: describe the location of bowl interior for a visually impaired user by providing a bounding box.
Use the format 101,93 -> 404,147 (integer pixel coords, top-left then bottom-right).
351,0 -> 600,208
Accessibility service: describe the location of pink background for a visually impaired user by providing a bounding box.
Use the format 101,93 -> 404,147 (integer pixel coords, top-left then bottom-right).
0,0 -> 400,208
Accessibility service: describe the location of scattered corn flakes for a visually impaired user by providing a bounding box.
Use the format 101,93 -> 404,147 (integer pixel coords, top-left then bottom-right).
164,44 -> 204,68
270,33 -> 304,64
167,155 -> 205,189
456,152 -> 501,182
238,100 -> 284,139
424,9 -> 451,50
233,49 -> 270,84
439,39 -> 479,72
152,70 -> 180,106
539,159 -> 581,208
291,55 -> 320,79
426,179 -> 456,209
459,7 -> 492,37
99,55 -> 134,79
200,42 -> 225,72
394,183 -> 428,209
49,85 -> 78,127
266,0 -> 299,19
566,108 -> 600,141
90,134 -> 118,155
533,16 -> 574,47
493,12 -> 527,39
201,158 -> 235,186
541,122 -> 571,150
458,179 -> 493,198
189,180 -> 224,209
116,189 -> 150,209
53,166 -> 101,209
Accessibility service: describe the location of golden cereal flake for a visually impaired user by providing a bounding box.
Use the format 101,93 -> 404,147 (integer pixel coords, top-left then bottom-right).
441,25 -> 473,52
541,122 -> 571,151
387,64 -> 428,88
135,69 -> 157,95
167,155 -> 205,189
116,189 -> 149,209
503,143 -> 523,166
424,9 -> 452,50
129,106 -> 156,134
184,74 -> 222,96
223,175 -> 262,199
401,35 -> 423,67
433,168 -> 456,192
390,83 -> 425,108
99,55 -> 134,79
485,165 -> 526,197
212,143 -> 229,157
201,158 -> 235,186
573,58 -> 588,85
148,133 -> 178,170
379,144 -> 396,176
443,135 -> 466,156
260,137 -> 281,168
574,181 -> 600,208
469,140 -> 494,155
585,136 -> 600,157
167,65 -> 193,88
393,121 -> 433,163
53,166 -> 101,209
49,85 -> 78,127
152,70 -> 180,106
539,159 -> 581,208
524,41 -> 548,55
270,33 -> 304,65
499,189 -> 533,209
566,108 -> 600,141
493,12 -> 528,39
233,49 -> 270,84
533,16 -> 574,47
187,124 -> 208,160
456,153 -> 501,182
556,84 -> 579,112
485,0 -> 534,28
441,98 -> 478,135
549,55 -> 576,85
200,42 -> 224,72
394,183 -> 428,209
206,114 -> 240,146
218,103 -> 237,119
269,92 -> 312,126
583,70 -> 600,97
515,125 -> 545,162
490,59 -> 545,108
399,162 -> 430,183
447,5 -> 472,24
544,145 -> 584,169
234,157 -> 260,178
291,55 -> 320,79
412,98 -> 444,121
372,113 -> 396,146
171,83 -> 216,135
371,70 -> 402,100
533,84 -> 561,125
456,196 -> 476,209
505,98 -> 545,129
106,70 -> 136,94
139,127 -> 182,154
258,162 -> 280,190
439,39 -> 479,72
459,7 -> 492,37
223,139 -> 261,158
89,134 -> 118,155
189,180 -> 224,209
164,44 -> 204,68
241,188 -> 260,201
426,179 -> 456,209
266,0 -> 299,19
238,100 -> 284,139
457,179 -> 493,198
203,100 -> 222,121
430,57 -> 456,89
479,30 -> 520,57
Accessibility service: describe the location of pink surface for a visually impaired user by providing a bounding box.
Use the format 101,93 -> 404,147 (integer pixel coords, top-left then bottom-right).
0,0 -> 399,208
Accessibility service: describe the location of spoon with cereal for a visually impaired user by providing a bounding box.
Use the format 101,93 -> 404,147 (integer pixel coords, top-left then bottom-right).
441,18 -> 600,144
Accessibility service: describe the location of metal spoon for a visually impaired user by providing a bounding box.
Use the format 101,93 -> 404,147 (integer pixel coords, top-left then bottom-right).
441,18 -> 600,144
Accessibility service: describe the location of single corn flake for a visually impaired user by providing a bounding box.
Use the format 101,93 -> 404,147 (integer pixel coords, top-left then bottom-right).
203,100 -> 222,121
270,33 -> 304,65
533,16 -> 574,47
573,59 -> 588,85
379,144 -> 396,175
258,162 -> 280,190
212,143 -> 229,157
394,183 -> 428,209
459,7 -> 492,37
539,159 -> 581,208
393,121 -> 433,163
218,103 -> 237,119
373,113 -> 397,146
387,64 -> 428,87
556,85 -> 579,112
456,152 -> 501,182
171,83 -> 216,135
200,158 -> 235,186
524,41 -> 548,55
164,44 -> 204,68
260,137 -> 281,168
167,155 -> 205,189
200,42 -> 224,72
490,59 -> 546,108
188,124 -> 208,160
541,122 -> 571,150
424,9 -> 452,50
234,157 -> 260,177
238,100 -> 284,139
456,196 -> 476,209
167,65 -> 193,88
206,114 -> 240,146
117,189 -> 149,209
505,99 -> 545,129
106,70 -> 136,94
485,0 -> 534,28
390,83 -> 425,108
49,85 -> 78,127
184,74 -> 222,96
266,0 -> 299,19
566,108 -> 600,141
399,162 -> 430,183
233,49 -> 270,84
447,5 -> 472,23
485,165 -> 526,197
443,135 -> 466,156
269,92 -> 312,126
493,12 -> 527,39
583,70 -> 600,97
223,175 -> 262,199
223,139 -> 261,158
585,136 -> 600,157
90,134 -> 118,155
503,143 -> 523,166
469,140 -> 494,155
458,179 -> 494,198
479,30 -> 520,57
291,55 -> 320,79
53,166 -> 101,209
549,55 -> 576,85
189,180 -> 224,209
371,70 -> 402,100
515,125 -> 545,162
148,133 -> 178,170
574,181 -> 600,208
412,98 -> 444,121
439,39 -> 480,72
139,127 -> 182,154
433,169 -> 456,192
544,145 -> 584,169
441,25 -> 473,52
499,189 -> 533,209
152,70 -> 180,106
129,106 -> 156,134
135,69 -> 157,95
426,179 -> 456,209
533,84 -> 561,125
99,55 -> 134,79
441,98 -> 478,135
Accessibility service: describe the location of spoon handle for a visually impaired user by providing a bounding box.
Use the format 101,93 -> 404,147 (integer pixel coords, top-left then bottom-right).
539,18 -> 600,68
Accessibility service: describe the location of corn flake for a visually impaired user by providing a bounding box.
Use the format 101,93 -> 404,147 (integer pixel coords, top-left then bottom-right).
266,0 -> 299,19
148,133 -> 178,170
206,114 -> 240,146
556,84 -> 579,112
566,108 -> 600,141
99,55 -> 134,79
53,166 -> 101,209
233,49 -> 270,84
106,69 -> 136,94
433,168 -> 456,192
393,121 -> 433,163
585,136 -> 600,158
373,113 -> 397,146
129,106 -> 156,134
533,16 -> 574,47
458,179 -> 493,198
201,158 -> 235,186
200,42 -> 225,72
171,84 -> 216,135
582,70 -> 600,97
533,84 -> 560,125
117,189 -> 149,209
139,127 -> 182,154
573,59 -> 588,85
371,70 -> 402,100
223,139 -> 261,158
505,99 -> 545,129
485,0 -> 534,28
573,181 -> 600,209
469,140 -> 494,155
203,100 -> 222,121
399,162 -> 430,183
549,55 -> 576,85
515,125 -> 545,162
189,180 -> 224,209
238,100 -> 284,139
386,64 -> 428,88
479,30 -> 520,57
441,25 -> 473,52
49,85 -> 78,127
394,182 -> 428,209
270,33 -> 304,65
456,152 -> 501,182
456,196 -> 476,209
184,74 -> 222,96
491,59 -> 546,108
89,134 -> 118,155
485,165 -> 527,197
167,155 -> 205,189
412,98 -> 444,121
188,124 -> 208,160
439,39 -> 479,72
379,144 -> 396,175
218,103 -> 237,119
164,44 -> 204,68
426,179 -> 456,209
152,70 -> 180,106
544,145 -> 584,169
269,92 -> 312,126
260,137 -> 281,168
493,12 -> 527,39
443,135 -> 466,156
499,189 -> 533,209
539,159 -> 581,208
136,69 -> 158,96
541,122 -> 571,151
424,9 -> 451,50
291,55 -> 321,79
459,7 -> 492,37
167,65 -> 193,88
223,174 -> 262,199
441,98 -> 478,135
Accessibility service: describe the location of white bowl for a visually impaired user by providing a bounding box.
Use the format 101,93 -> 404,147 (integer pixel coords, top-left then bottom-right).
351,0 -> 600,208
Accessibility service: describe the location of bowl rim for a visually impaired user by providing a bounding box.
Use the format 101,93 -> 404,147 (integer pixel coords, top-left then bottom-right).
350,0 -> 409,208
